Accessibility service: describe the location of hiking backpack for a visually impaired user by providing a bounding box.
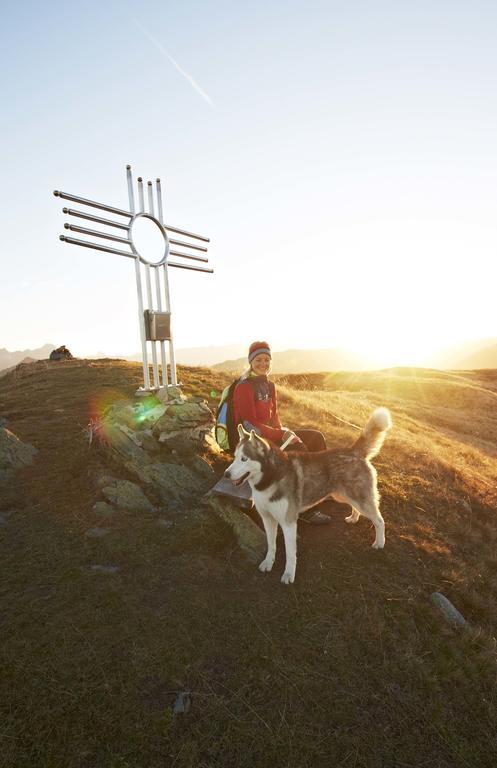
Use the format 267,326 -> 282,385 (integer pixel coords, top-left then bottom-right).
215,379 -> 241,452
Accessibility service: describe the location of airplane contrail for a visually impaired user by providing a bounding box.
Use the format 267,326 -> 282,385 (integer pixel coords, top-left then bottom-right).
133,19 -> 214,107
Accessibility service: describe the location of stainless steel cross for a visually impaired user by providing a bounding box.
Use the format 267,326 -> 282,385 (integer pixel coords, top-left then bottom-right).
53,165 -> 213,396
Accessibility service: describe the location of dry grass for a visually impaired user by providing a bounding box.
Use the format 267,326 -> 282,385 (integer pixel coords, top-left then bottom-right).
0,359 -> 496,767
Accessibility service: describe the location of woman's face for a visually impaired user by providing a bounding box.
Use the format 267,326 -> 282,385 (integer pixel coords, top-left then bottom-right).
251,353 -> 271,376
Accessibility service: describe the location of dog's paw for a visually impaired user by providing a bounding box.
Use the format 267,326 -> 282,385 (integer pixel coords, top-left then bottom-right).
280,571 -> 295,585
258,557 -> 274,573
345,514 -> 359,524
371,541 -> 385,550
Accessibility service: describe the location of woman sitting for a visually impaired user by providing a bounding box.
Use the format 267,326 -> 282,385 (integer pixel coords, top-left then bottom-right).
232,341 -> 331,524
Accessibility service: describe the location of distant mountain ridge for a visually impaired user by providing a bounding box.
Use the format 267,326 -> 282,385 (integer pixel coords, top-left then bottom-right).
3,337 -> 497,373
457,342 -> 497,369
0,344 -> 55,372
212,348 -> 369,374
427,337 -> 497,369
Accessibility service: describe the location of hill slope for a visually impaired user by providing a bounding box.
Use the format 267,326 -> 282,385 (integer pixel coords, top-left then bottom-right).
457,342 -> 497,369
1,359 -> 497,767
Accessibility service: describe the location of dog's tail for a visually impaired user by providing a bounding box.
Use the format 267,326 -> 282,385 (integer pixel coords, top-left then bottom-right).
352,408 -> 392,460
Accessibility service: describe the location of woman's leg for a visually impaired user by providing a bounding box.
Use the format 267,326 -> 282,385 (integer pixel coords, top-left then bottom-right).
294,429 -> 327,452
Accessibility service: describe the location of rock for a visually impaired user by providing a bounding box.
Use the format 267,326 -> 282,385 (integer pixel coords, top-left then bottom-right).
202,432 -> 224,455
134,429 -> 162,453
172,691 -> 191,715
430,592 -> 467,627
88,565 -> 120,574
92,501 -> 116,517
152,402 -> 213,435
85,527 -> 110,538
136,462 -> 208,505
105,403 -> 138,429
156,386 -> 185,404
0,427 -> 37,481
49,345 -> 74,361
158,431 -> 198,456
0,510 -> 18,525
190,455 -> 215,479
101,478 -> 157,513
208,496 -> 266,563
103,424 -> 151,466
117,424 -> 143,446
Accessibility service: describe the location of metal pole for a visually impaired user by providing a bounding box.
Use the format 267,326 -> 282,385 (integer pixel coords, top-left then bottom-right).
63,207 -> 130,231
145,265 -> 159,388
163,223 -> 210,242
127,167 -> 150,390
154,267 -> 168,390
156,178 -> 164,225
59,235 -> 135,259
64,223 -> 131,245
137,178 -> 145,213
155,177 -> 168,388
169,237 -> 207,252
162,263 -> 177,386
54,190 -> 131,218
134,259 -> 150,390
169,249 -> 209,263
168,260 -> 214,273
147,181 -> 155,217
126,165 -> 136,214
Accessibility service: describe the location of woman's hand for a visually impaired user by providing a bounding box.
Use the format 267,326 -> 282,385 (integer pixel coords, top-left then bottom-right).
282,430 -> 302,446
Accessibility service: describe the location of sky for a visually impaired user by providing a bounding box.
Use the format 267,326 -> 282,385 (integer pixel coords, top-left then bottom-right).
2,0 -> 497,368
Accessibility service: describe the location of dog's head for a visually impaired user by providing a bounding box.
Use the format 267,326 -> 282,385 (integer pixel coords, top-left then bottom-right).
224,424 -> 270,486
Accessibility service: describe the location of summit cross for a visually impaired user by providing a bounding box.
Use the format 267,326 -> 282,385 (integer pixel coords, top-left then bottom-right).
53,165 -> 213,395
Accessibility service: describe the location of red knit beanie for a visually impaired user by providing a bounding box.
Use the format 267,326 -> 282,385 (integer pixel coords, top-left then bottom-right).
248,341 -> 272,364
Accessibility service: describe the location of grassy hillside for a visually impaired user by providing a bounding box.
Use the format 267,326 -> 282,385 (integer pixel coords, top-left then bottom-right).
1,359 -> 496,768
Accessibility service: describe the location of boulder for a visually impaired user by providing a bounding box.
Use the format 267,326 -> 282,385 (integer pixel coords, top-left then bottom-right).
430,592 -> 467,628
49,345 -> 74,361
0,427 -> 37,481
156,386 -> 185,404
208,496 -> 266,563
134,462 -> 210,505
101,477 -> 157,513
92,501 -> 116,517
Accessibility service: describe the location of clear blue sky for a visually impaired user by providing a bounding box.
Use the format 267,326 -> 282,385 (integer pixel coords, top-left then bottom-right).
2,0 -> 497,365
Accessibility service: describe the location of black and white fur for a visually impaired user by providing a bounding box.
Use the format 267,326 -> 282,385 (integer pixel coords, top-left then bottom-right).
224,408 -> 392,584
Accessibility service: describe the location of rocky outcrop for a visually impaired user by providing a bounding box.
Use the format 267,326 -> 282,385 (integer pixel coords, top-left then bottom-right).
49,345 -> 74,361
0,427 -> 37,482
91,386 -> 264,561
92,388 -> 218,514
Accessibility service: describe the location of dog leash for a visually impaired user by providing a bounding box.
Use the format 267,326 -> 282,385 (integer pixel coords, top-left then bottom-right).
280,433 -> 296,450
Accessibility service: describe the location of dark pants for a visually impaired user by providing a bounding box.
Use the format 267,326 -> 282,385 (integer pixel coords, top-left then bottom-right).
287,429 -> 326,453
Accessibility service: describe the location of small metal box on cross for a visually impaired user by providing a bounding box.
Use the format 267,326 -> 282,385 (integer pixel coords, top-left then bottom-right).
53,165 -> 213,396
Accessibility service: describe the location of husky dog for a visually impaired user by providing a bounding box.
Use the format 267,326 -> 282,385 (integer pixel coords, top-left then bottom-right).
224,408 -> 392,584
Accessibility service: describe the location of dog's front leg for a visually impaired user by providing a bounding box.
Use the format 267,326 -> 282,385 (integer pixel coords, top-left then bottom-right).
258,511 -> 278,572
280,521 -> 297,584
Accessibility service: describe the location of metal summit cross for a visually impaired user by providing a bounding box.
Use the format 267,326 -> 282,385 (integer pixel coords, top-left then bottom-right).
53,165 -> 213,395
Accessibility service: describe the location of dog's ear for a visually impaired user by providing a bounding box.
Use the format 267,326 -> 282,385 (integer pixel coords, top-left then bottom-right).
237,424 -> 248,440
249,429 -> 256,442
253,432 -> 269,452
